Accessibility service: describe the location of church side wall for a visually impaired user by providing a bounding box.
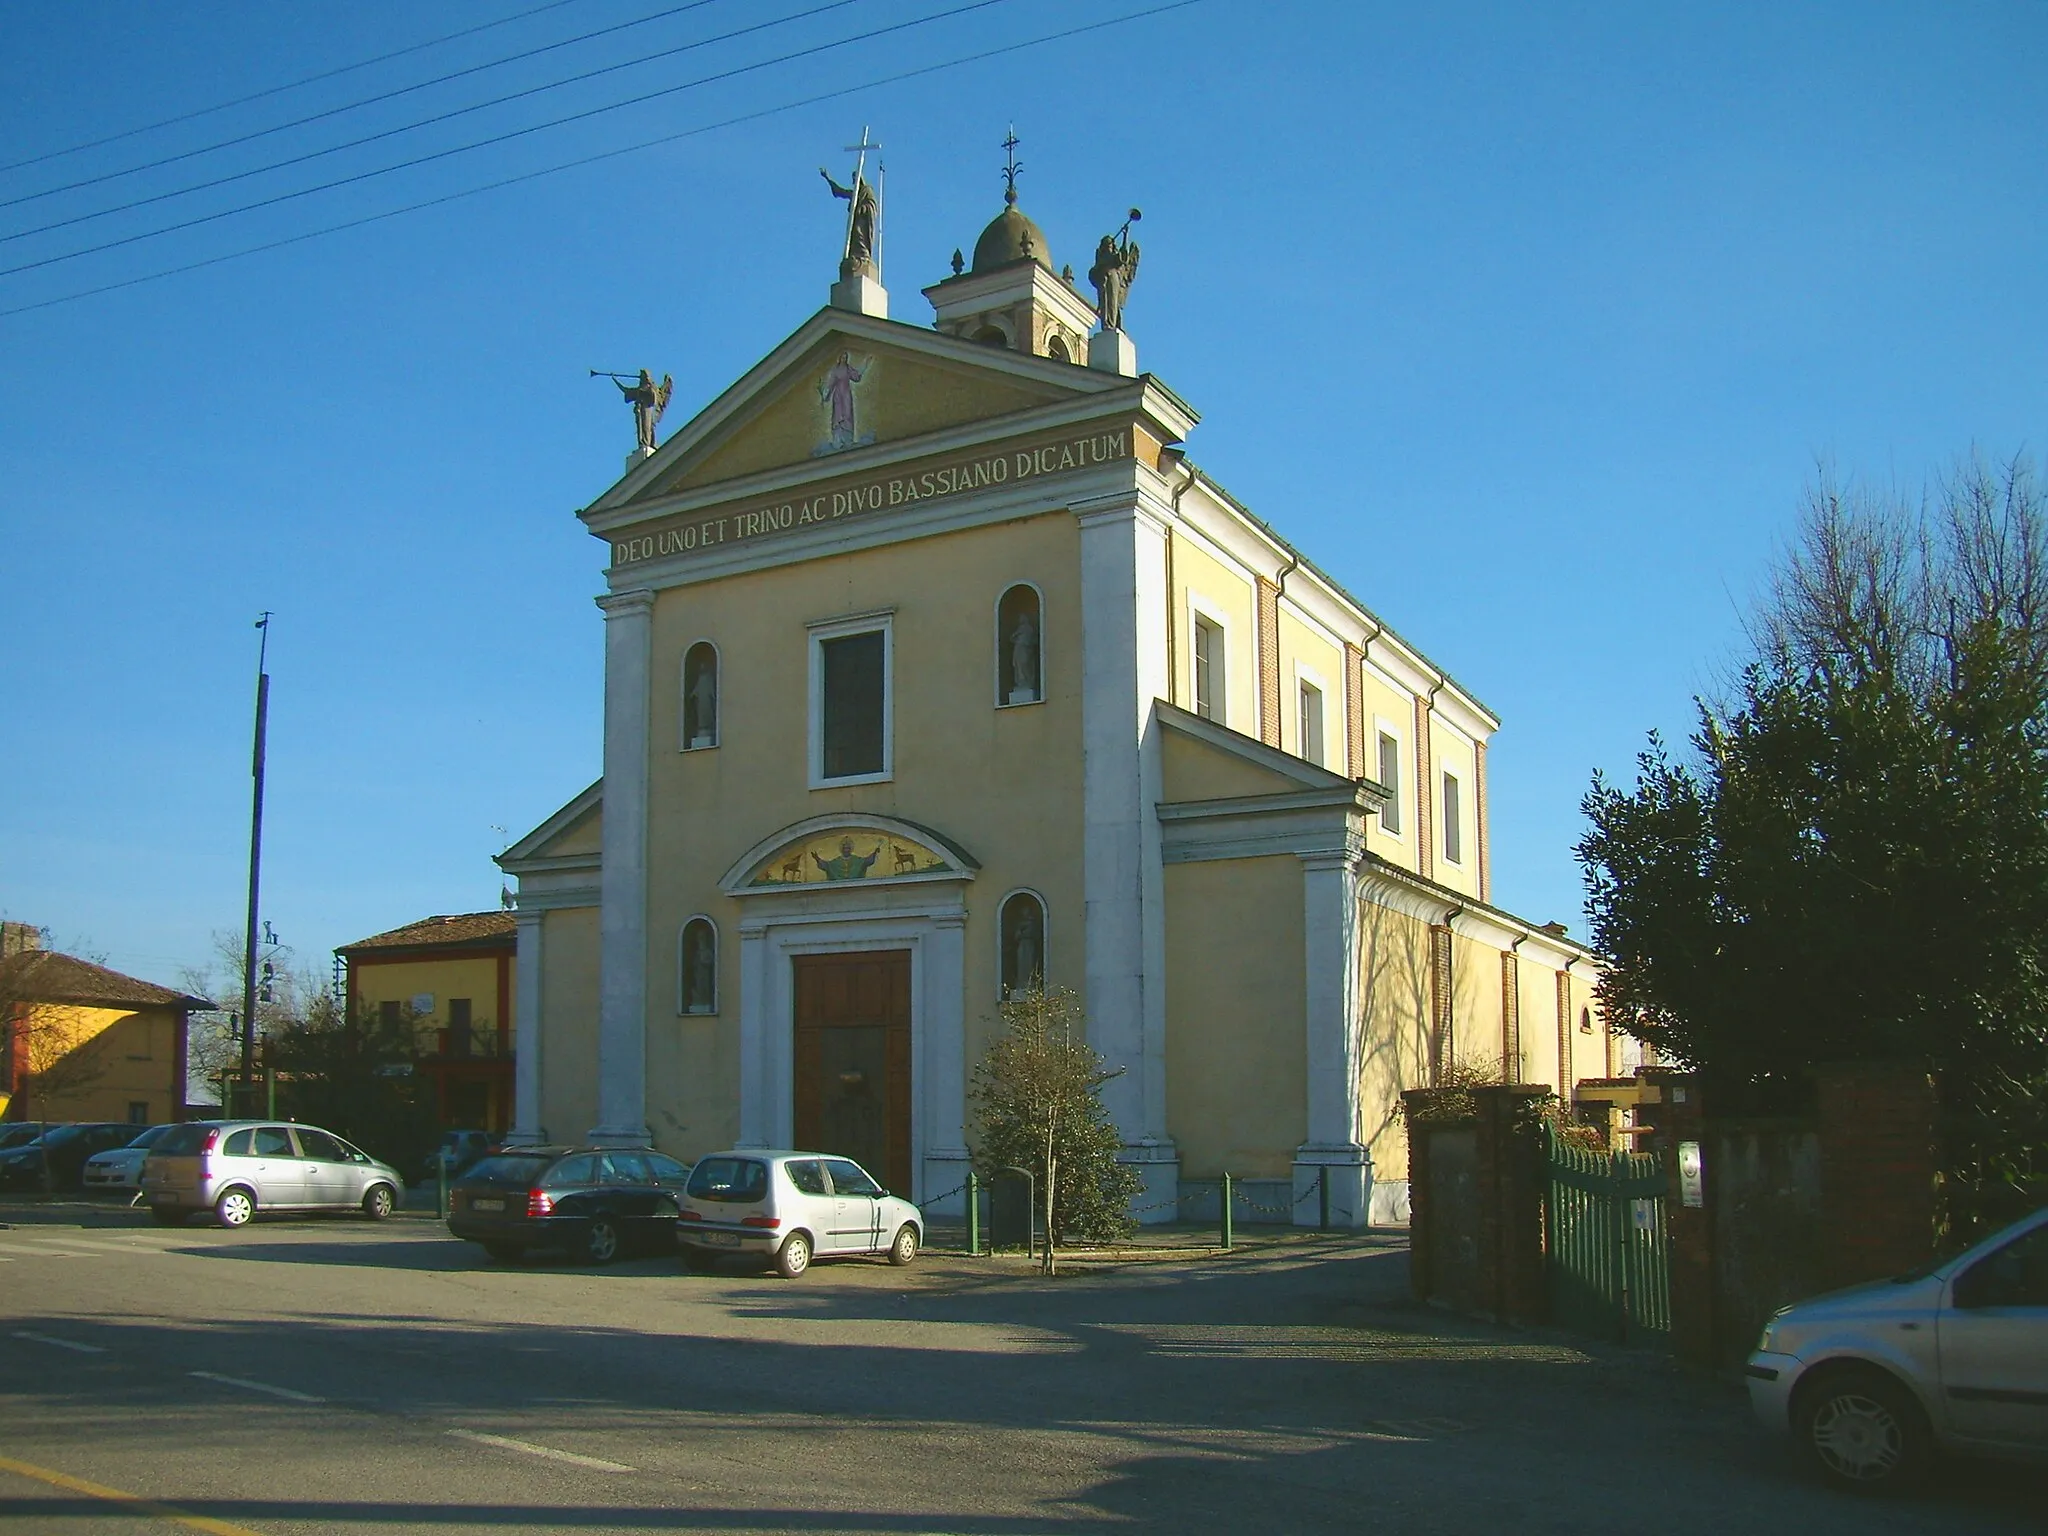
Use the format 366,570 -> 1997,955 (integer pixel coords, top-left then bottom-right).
539,906 -> 601,1145
639,510 -> 1087,1163
1448,927 -> 1506,1080
1428,717 -> 1481,899
1359,665 -> 1420,873
1276,607 -> 1346,772
1357,897 -> 1434,1182
1168,532 -> 1258,738
1163,856 -> 1305,1180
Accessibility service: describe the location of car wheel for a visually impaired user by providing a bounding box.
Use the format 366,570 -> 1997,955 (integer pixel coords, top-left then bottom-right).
888,1223 -> 918,1267
361,1184 -> 396,1220
214,1188 -> 255,1228
149,1206 -> 184,1227
482,1242 -> 522,1263
1795,1365 -> 1932,1493
774,1232 -> 812,1279
583,1217 -> 621,1266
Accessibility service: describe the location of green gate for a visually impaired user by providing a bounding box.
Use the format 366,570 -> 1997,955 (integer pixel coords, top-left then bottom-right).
1544,1125 -> 1670,1344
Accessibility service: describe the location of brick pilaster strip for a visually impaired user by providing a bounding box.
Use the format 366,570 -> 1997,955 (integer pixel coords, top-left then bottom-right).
1256,575 -> 1281,747
1500,949 -> 1520,1083
1428,925 -> 1453,1080
1555,967 -> 1573,1096
1343,642 -> 1366,780
1414,694 -> 1435,879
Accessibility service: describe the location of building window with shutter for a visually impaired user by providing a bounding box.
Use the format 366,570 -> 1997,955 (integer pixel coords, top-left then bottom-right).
1297,678 -> 1325,765
1442,770 -> 1463,865
809,613 -> 892,786
1377,729 -> 1404,836
1192,614 -> 1225,722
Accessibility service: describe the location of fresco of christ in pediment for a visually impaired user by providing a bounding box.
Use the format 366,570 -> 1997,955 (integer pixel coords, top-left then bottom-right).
814,350 -> 876,456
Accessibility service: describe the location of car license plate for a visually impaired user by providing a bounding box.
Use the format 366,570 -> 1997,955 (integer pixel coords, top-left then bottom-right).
472,1197 -> 505,1213
701,1231 -> 740,1247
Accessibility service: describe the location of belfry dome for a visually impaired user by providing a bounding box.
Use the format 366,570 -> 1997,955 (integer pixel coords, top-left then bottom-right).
971,204 -> 1052,274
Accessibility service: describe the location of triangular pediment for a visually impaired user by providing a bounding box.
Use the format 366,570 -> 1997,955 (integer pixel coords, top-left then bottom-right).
593,309 -> 1134,514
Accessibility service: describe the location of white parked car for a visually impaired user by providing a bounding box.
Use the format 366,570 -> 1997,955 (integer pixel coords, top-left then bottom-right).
1747,1204 -> 2048,1491
81,1124 -> 177,1192
677,1151 -> 921,1278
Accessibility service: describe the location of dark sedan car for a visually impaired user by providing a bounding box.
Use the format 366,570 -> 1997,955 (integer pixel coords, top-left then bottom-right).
0,1122 -> 137,1190
447,1146 -> 692,1264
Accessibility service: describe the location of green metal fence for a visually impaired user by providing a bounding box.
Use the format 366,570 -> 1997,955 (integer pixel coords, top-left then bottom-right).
1544,1125 -> 1671,1344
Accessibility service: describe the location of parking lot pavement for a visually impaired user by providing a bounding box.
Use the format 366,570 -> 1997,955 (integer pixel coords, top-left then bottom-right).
0,1218 -> 2038,1535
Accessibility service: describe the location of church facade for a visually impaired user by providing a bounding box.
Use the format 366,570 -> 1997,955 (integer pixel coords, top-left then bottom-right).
498,165 -> 1613,1225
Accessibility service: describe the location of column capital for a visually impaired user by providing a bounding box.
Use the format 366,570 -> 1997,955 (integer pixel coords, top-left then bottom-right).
1297,839 -> 1366,876
512,906 -> 545,932
1071,490 -> 1172,539
596,587 -> 656,619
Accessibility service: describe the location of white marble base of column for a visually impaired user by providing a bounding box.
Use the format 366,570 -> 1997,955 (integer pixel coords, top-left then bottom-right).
919,1149 -> 971,1216
1291,1144 -> 1373,1229
1088,327 -> 1137,376
587,1123 -> 653,1149
1118,1139 -> 1180,1224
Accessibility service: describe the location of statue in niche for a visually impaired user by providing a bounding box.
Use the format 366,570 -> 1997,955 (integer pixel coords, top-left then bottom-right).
683,924 -> 715,1011
1006,902 -> 1042,995
812,836 -> 883,881
1008,608 -> 1039,704
685,654 -> 717,747
1088,209 -> 1142,332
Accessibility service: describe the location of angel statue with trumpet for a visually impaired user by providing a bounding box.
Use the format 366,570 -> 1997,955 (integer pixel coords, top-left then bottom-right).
1089,208 -> 1142,332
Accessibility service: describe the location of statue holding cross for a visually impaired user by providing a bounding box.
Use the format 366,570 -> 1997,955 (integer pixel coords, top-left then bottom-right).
820,129 -> 882,279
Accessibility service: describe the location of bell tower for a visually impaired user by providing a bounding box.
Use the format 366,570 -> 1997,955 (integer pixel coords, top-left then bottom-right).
922,129 -> 1095,365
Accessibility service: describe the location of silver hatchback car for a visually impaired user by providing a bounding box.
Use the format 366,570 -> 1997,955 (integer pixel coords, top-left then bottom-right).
142,1120 -> 404,1227
677,1150 -> 922,1277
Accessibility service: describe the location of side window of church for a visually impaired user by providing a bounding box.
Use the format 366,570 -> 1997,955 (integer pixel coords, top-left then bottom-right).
1193,616 -> 1224,722
678,917 -> 717,1015
1298,680 -> 1324,765
682,642 -> 718,750
997,584 -> 1042,706
1377,731 -> 1403,835
1442,770 -> 1463,865
814,624 -> 889,782
999,890 -> 1047,998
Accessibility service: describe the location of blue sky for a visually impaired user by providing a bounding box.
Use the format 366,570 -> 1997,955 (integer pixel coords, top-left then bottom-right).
2,1 -> 2044,989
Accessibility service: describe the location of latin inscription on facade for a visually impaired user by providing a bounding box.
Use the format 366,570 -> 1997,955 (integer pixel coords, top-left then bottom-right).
610,424 -> 1135,568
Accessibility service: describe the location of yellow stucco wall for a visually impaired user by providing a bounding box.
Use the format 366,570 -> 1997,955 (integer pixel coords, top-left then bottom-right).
1170,532 -> 1257,737
1429,719 -> 1481,897
1276,608 -> 1345,772
1164,856 -> 1305,1179
666,339 -> 1071,494
1357,900 -> 1434,1181
540,906 -> 601,1143
639,508 -> 1086,1162
1159,727 -> 1302,804
5,1003 -> 179,1124
548,808 -> 602,857
1360,670 -> 1419,872
350,955 -> 511,1051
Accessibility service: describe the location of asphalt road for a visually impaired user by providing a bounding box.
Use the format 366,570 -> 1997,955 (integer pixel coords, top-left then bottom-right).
0,1211 -> 2036,1535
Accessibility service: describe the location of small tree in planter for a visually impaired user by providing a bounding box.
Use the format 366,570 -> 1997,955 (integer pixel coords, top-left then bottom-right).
969,986 -> 1140,1272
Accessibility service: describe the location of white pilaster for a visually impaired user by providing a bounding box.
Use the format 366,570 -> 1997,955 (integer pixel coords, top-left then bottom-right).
1075,490 -> 1177,1220
591,587 -> 655,1146
1294,849 -> 1372,1227
506,908 -> 546,1145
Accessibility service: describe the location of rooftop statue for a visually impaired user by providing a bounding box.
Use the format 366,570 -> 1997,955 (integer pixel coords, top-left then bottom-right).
1089,208 -> 1142,332
822,129 -> 882,278
593,368 -> 673,453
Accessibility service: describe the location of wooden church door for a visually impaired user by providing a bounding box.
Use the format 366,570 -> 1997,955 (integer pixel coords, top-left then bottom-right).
792,951 -> 912,1194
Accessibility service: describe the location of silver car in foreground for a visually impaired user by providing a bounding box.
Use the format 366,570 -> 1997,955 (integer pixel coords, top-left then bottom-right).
142,1120 -> 403,1227
1747,1204 -> 2048,1491
677,1150 -> 921,1278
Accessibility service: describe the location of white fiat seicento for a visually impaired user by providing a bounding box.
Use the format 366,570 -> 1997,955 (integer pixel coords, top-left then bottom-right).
677,1151 -> 922,1278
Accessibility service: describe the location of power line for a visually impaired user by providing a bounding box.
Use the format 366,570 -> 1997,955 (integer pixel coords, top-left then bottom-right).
0,0 -> 1000,279
0,0 -> 1203,321
2,0 -> 729,211
0,0 -> 587,177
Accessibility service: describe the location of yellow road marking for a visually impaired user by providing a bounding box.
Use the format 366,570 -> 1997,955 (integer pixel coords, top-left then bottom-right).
0,1451 -> 267,1536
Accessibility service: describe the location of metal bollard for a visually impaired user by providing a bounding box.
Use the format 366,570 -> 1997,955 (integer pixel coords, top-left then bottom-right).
966,1170 -> 981,1256
1220,1171 -> 1234,1251
437,1154 -> 448,1220
1318,1164 -> 1330,1230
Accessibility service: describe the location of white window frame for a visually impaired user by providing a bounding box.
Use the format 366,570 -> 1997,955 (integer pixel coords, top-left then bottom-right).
1187,595 -> 1232,728
680,638 -> 721,752
808,609 -> 894,789
996,887 -> 1049,1000
1374,718 -> 1406,840
1292,661 -> 1328,768
677,914 -> 719,1016
1441,767 -> 1464,866
993,581 -> 1046,710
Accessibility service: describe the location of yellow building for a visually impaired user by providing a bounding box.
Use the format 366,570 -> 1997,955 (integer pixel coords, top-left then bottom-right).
338,912 -> 517,1135
499,162 -> 1618,1224
0,946 -> 209,1126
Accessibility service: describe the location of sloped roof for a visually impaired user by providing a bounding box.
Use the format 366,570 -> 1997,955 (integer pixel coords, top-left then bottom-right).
0,950 -> 211,1010
338,911 -> 516,955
